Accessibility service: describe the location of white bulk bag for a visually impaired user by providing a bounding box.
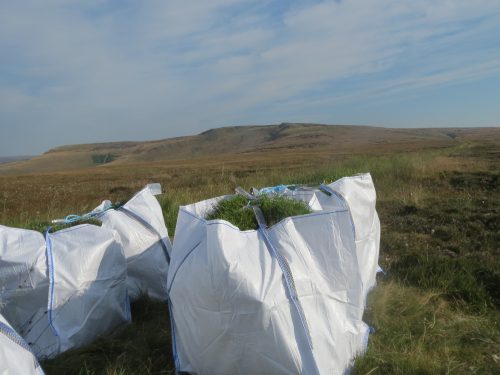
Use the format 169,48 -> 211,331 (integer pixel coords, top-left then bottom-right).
275,173 -> 381,300
323,174 -> 381,299
98,183 -> 171,301
0,226 -> 52,354
0,313 -> 45,375
0,224 -> 130,359
167,185 -> 371,374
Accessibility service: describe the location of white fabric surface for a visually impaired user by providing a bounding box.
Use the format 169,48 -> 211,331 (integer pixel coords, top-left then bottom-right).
0,224 -> 130,359
0,311 -> 45,374
99,184 -> 171,300
167,173 -> 380,374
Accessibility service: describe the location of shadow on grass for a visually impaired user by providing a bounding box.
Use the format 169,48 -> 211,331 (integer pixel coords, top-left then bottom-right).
41,298 -> 175,375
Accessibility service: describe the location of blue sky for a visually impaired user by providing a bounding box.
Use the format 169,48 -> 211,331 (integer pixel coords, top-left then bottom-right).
1,0 -> 499,156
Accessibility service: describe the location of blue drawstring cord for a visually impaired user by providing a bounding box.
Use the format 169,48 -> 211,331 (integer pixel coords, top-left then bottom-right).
51,203 -> 116,226
257,184 -> 294,195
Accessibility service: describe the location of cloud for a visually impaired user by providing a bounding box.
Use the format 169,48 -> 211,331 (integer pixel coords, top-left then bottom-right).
0,0 -> 499,154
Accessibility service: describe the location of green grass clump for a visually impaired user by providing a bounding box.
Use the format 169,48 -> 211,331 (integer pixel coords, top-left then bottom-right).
259,195 -> 312,227
205,195 -> 256,230
205,194 -> 311,230
22,218 -> 103,233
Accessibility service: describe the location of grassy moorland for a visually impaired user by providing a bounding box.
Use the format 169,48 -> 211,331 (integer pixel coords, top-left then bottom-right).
1,124 -> 497,175
0,136 -> 498,374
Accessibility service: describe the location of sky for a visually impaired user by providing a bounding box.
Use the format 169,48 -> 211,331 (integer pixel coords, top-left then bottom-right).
1,0 -> 499,156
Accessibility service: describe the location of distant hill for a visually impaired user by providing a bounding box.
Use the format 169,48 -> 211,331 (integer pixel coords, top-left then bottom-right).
0,123 -> 498,175
0,155 -> 34,165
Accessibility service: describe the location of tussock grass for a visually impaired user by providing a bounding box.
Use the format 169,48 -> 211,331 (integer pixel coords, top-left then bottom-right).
353,282 -> 500,374
205,195 -> 256,230
258,195 -> 311,227
391,253 -> 499,312
205,194 -> 311,230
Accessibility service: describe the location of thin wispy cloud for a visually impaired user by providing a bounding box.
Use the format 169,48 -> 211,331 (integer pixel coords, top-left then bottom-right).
0,0 -> 499,155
